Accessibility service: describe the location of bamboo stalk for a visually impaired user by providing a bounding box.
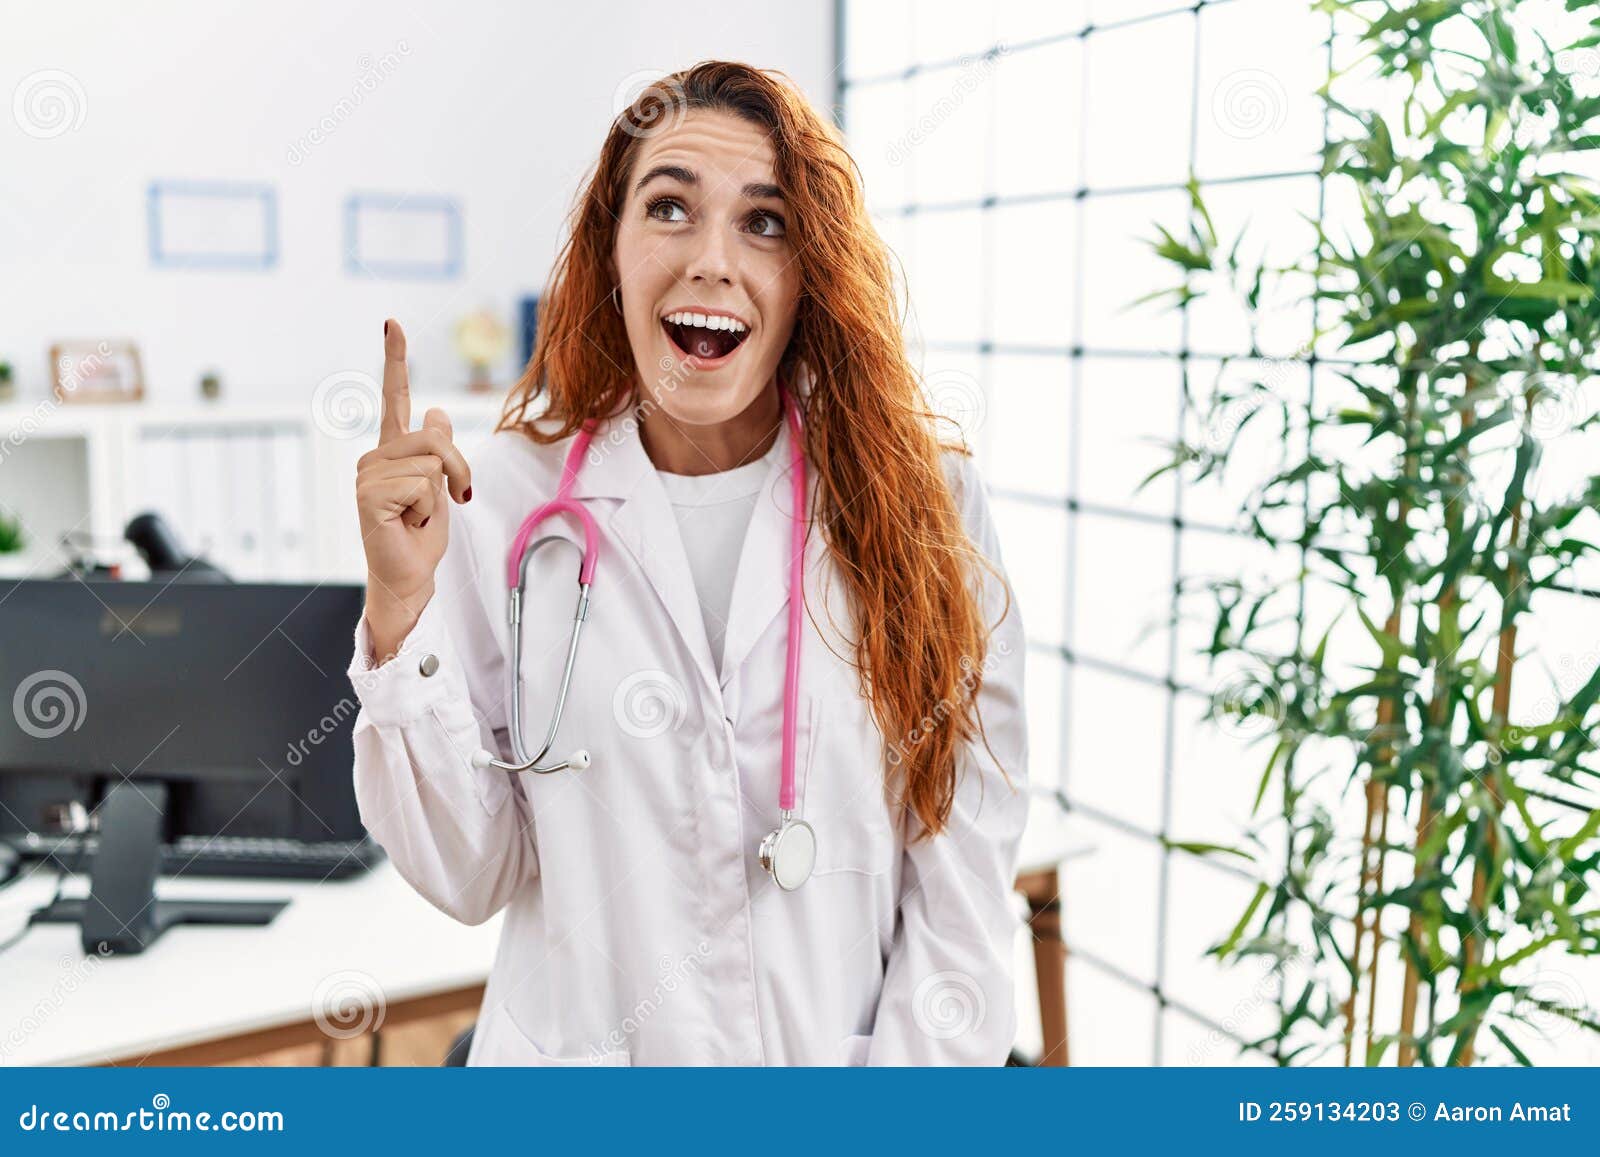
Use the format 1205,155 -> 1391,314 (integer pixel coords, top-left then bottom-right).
1348,368 -> 1423,1065
1456,429 -> 1526,1065
1398,396 -> 1472,1066
1364,787 -> 1392,1060
1345,778 -> 1383,1064
1344,600 -> 1404,1065
1397,782 -> 1437,1066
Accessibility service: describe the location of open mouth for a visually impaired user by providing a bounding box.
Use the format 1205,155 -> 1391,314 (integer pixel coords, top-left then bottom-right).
660,310 -> 751,365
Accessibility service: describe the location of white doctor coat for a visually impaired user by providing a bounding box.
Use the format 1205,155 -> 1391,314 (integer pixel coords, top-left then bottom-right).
346,409 -> 1028,1065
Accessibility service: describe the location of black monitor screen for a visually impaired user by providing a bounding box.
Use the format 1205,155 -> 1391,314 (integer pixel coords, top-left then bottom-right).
0,579 -> 367,843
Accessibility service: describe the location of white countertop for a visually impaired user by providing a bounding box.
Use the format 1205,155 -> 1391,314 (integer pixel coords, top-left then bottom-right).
0,791 -> 1087,1067
0,858 -> 499,1067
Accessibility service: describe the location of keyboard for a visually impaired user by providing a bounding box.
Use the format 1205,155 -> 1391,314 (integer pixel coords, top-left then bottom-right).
4,832 -> 385,881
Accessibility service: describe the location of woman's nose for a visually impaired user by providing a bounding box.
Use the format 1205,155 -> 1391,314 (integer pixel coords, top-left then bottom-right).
683,227 -> 736,285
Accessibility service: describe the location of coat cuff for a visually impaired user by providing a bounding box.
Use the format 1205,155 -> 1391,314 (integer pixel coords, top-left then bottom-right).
347,592 -> 468,727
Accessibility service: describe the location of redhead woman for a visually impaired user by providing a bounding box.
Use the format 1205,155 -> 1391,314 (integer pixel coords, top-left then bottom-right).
349,61 -> 1028,1066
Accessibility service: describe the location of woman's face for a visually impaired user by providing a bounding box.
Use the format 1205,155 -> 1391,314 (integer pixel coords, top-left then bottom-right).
611,109 -> 800,427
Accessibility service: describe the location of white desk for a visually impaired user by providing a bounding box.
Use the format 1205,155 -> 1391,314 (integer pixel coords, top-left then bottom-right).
0,794 -> 1088,1067
0,858 -> 499,1066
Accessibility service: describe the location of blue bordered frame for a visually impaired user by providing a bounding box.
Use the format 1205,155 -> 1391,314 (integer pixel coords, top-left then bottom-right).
147,180 -> 278,271
343,192 -> 464,280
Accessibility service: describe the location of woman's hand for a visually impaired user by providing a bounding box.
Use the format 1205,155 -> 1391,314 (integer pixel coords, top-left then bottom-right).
356,319 -> 473,665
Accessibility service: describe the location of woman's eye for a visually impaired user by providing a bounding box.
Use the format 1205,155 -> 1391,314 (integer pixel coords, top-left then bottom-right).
747,211 -> 786,238
647,197 -> 688,223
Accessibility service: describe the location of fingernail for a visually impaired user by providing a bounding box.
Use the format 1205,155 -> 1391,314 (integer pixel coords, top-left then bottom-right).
384,320 -> 390,337
419,516 -> 429,528
463,486 -> 472,502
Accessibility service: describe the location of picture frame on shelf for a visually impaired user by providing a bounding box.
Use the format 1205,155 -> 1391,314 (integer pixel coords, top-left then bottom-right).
51,339 -> 145,404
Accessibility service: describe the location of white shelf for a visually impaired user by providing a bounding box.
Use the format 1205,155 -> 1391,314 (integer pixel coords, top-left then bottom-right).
0,393 -> 511,584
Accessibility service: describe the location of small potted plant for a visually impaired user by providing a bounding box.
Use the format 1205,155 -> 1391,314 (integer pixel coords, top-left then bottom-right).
0,360 -> 14,403
0,512 -> 25,555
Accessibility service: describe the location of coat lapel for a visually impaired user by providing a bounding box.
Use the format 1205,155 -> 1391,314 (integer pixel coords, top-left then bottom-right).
717,417 -> 811,688
562,400 -> 822,700
572,412 -> 720,701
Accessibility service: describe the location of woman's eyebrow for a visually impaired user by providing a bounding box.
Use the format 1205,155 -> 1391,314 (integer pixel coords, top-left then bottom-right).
632,164 -> 785,203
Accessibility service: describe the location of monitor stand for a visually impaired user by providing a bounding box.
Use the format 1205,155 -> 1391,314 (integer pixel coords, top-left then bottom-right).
31,779 -> 289,955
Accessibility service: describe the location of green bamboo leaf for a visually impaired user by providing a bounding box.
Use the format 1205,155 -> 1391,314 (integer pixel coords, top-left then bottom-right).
1213,882 -> 1270,959
1557,808 -> 1600,861
1251,738 -> 1291,817
1489,1024 -> 1533,1067
1166,839 -> 1256,862
1356,605 -> 1405,669
1482,277 -> 1594,301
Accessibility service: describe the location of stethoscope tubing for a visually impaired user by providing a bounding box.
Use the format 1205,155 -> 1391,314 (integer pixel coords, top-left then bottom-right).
478,391 -> 806,804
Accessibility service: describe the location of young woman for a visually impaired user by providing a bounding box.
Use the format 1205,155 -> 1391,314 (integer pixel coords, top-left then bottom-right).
349,61 -> 1028,1066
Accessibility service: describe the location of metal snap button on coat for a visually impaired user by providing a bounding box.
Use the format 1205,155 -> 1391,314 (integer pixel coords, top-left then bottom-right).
419,653 -> 440,677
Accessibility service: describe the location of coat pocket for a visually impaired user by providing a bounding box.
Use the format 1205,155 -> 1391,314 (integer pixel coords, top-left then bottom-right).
474,1001 -> 631,1067
800,692 -> 897,877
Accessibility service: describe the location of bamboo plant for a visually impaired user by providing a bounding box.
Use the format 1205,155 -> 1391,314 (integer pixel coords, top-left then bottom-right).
1143,0 -> 1600,1065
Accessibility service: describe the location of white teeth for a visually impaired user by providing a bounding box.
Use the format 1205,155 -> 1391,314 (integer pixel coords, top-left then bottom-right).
662,311 -> 748,333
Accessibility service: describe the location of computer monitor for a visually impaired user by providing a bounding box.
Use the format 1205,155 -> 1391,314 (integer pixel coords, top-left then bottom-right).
0,578 -> 368,954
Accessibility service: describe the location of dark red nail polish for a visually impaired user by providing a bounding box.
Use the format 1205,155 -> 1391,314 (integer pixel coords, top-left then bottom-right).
384,320 -> 390,336
463,487 -> 472,502
419,516 -> 429,528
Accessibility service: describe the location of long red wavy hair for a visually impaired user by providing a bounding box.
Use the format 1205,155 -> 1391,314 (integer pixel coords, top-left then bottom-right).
497,60 -> 1004,839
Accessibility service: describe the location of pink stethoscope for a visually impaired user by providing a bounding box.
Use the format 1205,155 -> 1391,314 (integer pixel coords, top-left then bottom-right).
471,391 -> 817,891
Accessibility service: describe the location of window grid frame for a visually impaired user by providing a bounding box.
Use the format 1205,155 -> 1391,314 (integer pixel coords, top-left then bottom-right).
836,0 -> 1330,1064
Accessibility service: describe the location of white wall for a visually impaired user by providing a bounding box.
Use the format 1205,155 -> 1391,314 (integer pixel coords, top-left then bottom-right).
0,0 -> 835,405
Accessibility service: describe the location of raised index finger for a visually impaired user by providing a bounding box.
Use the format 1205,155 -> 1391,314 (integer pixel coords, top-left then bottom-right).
379,318 -> 410,444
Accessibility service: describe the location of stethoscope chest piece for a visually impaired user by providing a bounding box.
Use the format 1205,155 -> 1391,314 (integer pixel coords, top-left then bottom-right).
758,815 -> 816,892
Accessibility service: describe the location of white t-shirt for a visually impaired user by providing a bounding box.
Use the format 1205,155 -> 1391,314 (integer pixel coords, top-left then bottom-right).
655,433 -> 784,675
